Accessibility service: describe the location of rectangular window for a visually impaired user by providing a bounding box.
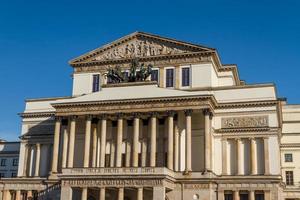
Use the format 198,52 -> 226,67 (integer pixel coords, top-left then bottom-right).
12,158 -> 18,166
255,193 -> 264,200
0,159 -> 6,166
92,74 -> 100,92
151,69 -> 159,82
286,171 -> 294,185
166,68 -> 174,87
0,173 -> 5,178
239,193 -> 248,200
182,67 -> 190,86
224,192 -> 233,200
285,153 -> 293,162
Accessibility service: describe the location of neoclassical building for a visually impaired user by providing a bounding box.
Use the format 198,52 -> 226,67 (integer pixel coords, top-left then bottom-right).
0,32 -> 297,200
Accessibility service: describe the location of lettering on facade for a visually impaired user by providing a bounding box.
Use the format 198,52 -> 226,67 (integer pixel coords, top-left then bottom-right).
68,167 -> 156,175
62,179 -> 162,187
221,116 -> 269,129
184,184 -> 210,189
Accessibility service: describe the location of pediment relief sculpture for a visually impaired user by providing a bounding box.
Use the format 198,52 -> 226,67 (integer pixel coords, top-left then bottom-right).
92,38 -> 197,61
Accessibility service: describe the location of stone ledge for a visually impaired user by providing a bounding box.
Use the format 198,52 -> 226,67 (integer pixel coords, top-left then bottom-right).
102,81 -> 158,88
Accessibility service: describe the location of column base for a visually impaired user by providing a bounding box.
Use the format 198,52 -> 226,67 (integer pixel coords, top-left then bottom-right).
48,172 -> 59,180
183,170 -> 191,175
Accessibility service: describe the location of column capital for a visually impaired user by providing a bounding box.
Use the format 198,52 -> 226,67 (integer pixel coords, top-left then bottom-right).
133,112 -> 141,118
184,109 -> 193,116
116,112 -> 125,119
203,109 -> 213,119
54,116 -> 63,121
36,143 -> 41,148
69,115 -> 78,121
99,114 -> 108,120
150,111 -> 159,117
166,110 -> 176,117
85,114 -> 93,120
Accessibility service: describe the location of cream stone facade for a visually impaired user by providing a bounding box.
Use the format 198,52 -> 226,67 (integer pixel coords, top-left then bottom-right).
0,31 -> 299,200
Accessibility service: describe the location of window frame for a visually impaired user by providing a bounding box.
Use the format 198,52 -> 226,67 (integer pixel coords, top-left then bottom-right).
284,153 -> 293,162
0,159 -> 6,166
165,68 -> 175,88
151,69 -> 159,83
286,171 -> 294,185
12,158 -> 18,166
92,74 -> 100,92
181,67 -> 191,87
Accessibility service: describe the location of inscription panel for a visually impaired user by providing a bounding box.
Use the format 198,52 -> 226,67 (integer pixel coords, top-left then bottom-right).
62,179 -> 163,187
221,116 -> 269,129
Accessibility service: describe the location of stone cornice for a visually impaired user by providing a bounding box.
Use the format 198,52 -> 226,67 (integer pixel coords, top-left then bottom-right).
280,143 -> 300,148
215,127 -> 273,133
52,95 -> 216,116
19,112 -> 55,119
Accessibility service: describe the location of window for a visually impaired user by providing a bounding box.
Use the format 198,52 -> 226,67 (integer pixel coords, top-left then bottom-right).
122,71 -> 129,81
255,192 -> 264,200
0,159 -> 6,166
285,153 -> 293,162
11,172 -> 17,178
166,68 -> 174,87
182,67 -> 190,86
286,171 -> 294,185
92,74 -> 100,92
0,173 -> 5,178
239,193 -> 248,200
12,158 -> 18,166
224,191 -> 233,200
151,69 -> 159,82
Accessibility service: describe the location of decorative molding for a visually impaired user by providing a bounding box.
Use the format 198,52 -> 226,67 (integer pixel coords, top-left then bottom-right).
19,112 -> 55,119
221,116 -> 269,129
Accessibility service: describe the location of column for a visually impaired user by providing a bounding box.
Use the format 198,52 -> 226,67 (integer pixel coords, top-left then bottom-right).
150,113 -> 157,167
236,138 -> 242,175
100,117 -> 107,167
22,144 -> 29,177
174,123 -> 179,171
263,137 -> 270,175
34,143 -> 41,177
233,191 -> 239,200
203,109 -> 212,171
153,187 -> 165,200
96,120 -> 101,167
250,138 -> 257,175
99,188 -> 105,200
92,122 -> 98,168
27,191 -> 33,200
249,191 -> 255,200
222,138 -> 227,175
61,185 -> 72,200
116,114 -> 123,167
184,109 -> 192,173
132,114 -> 140,167
125,120 -> 131,167
84,116 -> 92,168
3,190 -> 11,200
218,190 -> 224,200
81,188 -> 87,200
264,190 -> 271,200
141,137 -> 148,167
118,188 -> 124,200
68,116 -> 77,168
51,117 -> 61,174
0,190 -> 2,200
167,111 -> 174,170
137,187 -> 143,200
62,123 -> 69,169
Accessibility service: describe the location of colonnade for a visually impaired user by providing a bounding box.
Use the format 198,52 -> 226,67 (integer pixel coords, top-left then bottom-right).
222,137 -> 270,175
1,190 -> 37,200
46,109 -> 212,175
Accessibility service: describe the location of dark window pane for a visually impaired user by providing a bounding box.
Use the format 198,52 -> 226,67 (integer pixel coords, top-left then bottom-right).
224,193 -> 233,200
92,74 -> 100,92
255,193 -> 264,200
166,69 -> 174,87
286,171 -> 294,185
151,70 -> 159,82
285,153 -> 293,162
182,67 -> 190,86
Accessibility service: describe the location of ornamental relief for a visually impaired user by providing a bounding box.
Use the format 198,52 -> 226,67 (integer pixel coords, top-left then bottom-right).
92,38 -> 197,61
221,116 -> 269,129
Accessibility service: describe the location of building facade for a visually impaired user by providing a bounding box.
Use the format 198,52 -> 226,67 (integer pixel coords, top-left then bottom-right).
281,103 -> 300,200
0,31 -> 298,200
0,141 -> 19,179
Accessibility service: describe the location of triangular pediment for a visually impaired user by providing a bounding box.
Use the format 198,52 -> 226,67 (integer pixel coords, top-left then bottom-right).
70,31 -> 214,64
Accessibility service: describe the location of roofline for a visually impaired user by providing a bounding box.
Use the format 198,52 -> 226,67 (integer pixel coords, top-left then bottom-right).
25,96 -> 72,102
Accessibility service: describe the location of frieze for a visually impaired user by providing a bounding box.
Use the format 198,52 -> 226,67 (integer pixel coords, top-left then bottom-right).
62,179 -> 163,187
221,116 -> 269,129
184,184 -> 210,189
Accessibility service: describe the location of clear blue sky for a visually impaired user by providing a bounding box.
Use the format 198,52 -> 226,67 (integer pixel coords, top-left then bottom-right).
0,0 -> 299,141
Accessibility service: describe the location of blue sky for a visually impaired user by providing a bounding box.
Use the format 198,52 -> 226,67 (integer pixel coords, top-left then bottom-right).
0,0 -> 299,141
